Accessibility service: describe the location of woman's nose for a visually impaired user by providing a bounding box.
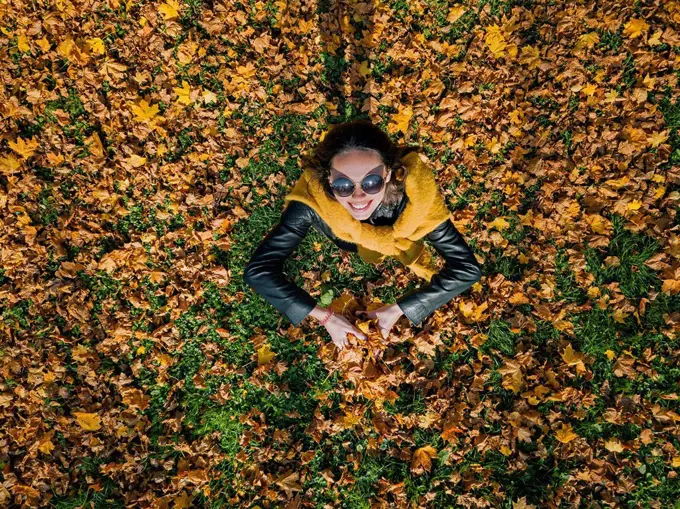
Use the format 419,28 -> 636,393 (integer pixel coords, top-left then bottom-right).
352,185 -> 367,199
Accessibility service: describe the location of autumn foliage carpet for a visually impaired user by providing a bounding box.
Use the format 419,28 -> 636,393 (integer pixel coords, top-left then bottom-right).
1,0 -> 680,507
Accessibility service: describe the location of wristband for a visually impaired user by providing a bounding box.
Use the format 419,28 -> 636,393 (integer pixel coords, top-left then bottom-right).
319,308 -> 333,326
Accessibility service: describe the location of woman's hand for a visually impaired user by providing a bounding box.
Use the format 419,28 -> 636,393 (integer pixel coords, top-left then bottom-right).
324,312 -> 368,350
357,303 -> 404,340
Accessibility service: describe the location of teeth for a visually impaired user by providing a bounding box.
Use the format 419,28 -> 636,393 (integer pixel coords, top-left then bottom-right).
350,202 -> 370,210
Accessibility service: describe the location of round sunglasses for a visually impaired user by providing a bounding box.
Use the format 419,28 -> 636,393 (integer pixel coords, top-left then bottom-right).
329,170 -> 386,198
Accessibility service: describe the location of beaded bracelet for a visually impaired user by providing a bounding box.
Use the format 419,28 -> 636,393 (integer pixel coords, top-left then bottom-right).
319,308 -> 333,326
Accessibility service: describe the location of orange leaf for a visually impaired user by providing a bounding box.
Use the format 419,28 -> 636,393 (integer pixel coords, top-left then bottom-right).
410,445 -> 438,475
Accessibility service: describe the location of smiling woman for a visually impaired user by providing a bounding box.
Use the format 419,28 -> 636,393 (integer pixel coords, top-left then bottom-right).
244,119 -> 482,350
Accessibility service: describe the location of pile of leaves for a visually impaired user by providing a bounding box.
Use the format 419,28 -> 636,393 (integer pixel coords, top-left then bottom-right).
1,0 -> 680,507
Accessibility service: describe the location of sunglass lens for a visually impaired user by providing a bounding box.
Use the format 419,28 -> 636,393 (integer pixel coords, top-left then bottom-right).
331,177 -> 354,197
362,174 -> 384,194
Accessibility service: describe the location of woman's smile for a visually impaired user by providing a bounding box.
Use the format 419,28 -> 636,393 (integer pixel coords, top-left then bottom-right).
349,200 -> 372,211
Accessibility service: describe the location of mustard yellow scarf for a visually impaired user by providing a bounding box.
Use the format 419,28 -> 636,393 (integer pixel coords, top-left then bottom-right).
283,152 -> 452,281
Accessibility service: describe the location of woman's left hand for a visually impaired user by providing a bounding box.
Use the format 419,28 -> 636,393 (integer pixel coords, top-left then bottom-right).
356,303 -> 404,340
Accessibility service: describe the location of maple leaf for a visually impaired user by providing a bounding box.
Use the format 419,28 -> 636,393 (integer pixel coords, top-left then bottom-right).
17,33 -> 30,52
513,496 -> 537,509
130,98 -> 161,123
74,412 -> 102,431
623,18 -> 649,39
447,5 -> 467,24
487,217 -> 510,231
37,432 -> 55,455
560,343 -> 586,374
604,438 -> 624,452
459,299 -> 489,322
498,359 -> 524,393
554,422 -> 578,443
257,343 -> 275,366
274,470 -> 302,497
9,136 -> 39,158
0,154 -> 23,174
127,154 -> 147,168
648,130 -> 669,148
410,445 -> 438,475
389,105 -> 413,134
86,37 -> 106,55
519,45 -> 541,69
158,0 -> 181,20
575,32 -> 599,50
357,60 -> 371,77
485,24 -> 508,58
175,81 -> 193,105
662,279 -> 680,295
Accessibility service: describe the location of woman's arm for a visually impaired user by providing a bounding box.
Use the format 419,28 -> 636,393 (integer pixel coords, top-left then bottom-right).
396,219 -> 482,327
243,200 -> 325,327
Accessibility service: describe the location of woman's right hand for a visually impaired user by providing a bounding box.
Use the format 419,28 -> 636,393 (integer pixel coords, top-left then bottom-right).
323,312 -> 367,350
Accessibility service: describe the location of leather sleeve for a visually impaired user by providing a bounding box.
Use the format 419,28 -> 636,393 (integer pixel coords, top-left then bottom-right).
396,219 -> 482,327
243,201 -> 318,327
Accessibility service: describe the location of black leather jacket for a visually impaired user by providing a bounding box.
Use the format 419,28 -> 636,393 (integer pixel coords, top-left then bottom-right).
244,192 -> 482,328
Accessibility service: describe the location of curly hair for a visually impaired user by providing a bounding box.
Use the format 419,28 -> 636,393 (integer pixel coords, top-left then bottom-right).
299,119 -> 421,208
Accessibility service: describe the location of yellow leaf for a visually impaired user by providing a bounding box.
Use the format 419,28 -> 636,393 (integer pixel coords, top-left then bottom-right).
581,83 -> 597,96
174,81 -> 193,105
605,350 -> 616,361
485,24 -> 508,58
555,423 -> 578,443
158,0 -> 181,20
356,320 -> 371,335
575,32 -> 599,50
612,308 -> 628,324
87,37 -> 106,55
648,30 -> 663,46
389,105 -> 413,134
627,199 -> 642,211
653,186 -> 666,200
0,154 -> 23,175
623,18 -> 649,39
9,136 -> 39,158
587,214 -> 611,235
257,343 -> 275,366
587,286 -> 601,298
447,5 -> 467,24
508,292 -> 529,305
38,437 -> 55,455
604,438 -> 624,452
357,60 -> 371,77
648,130 -> 669,148
560,343 -> 586,374
519,45 -> 540,69
74,412 -> 102,431
130,99 -> 160,123
56,37 -> 75,60
17,33 -> 30,53
488,217 -> 510,231
128,154 -> 147,168
672,456 -> 680,467
500,445 -> 512,456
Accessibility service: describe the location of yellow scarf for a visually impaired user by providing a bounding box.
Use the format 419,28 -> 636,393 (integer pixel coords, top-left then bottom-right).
283,152 -> 452,281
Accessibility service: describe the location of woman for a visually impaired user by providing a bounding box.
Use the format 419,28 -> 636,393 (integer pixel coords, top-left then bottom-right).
244,120 -> 482,350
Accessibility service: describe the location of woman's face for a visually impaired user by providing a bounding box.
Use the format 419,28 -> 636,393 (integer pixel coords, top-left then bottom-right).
329,149 -> 392,220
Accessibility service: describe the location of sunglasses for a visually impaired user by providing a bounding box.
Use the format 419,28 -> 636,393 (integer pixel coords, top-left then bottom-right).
329,166 -> 387,198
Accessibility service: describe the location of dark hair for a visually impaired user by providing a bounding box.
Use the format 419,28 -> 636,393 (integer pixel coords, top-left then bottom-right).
300,119 -> 421,207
